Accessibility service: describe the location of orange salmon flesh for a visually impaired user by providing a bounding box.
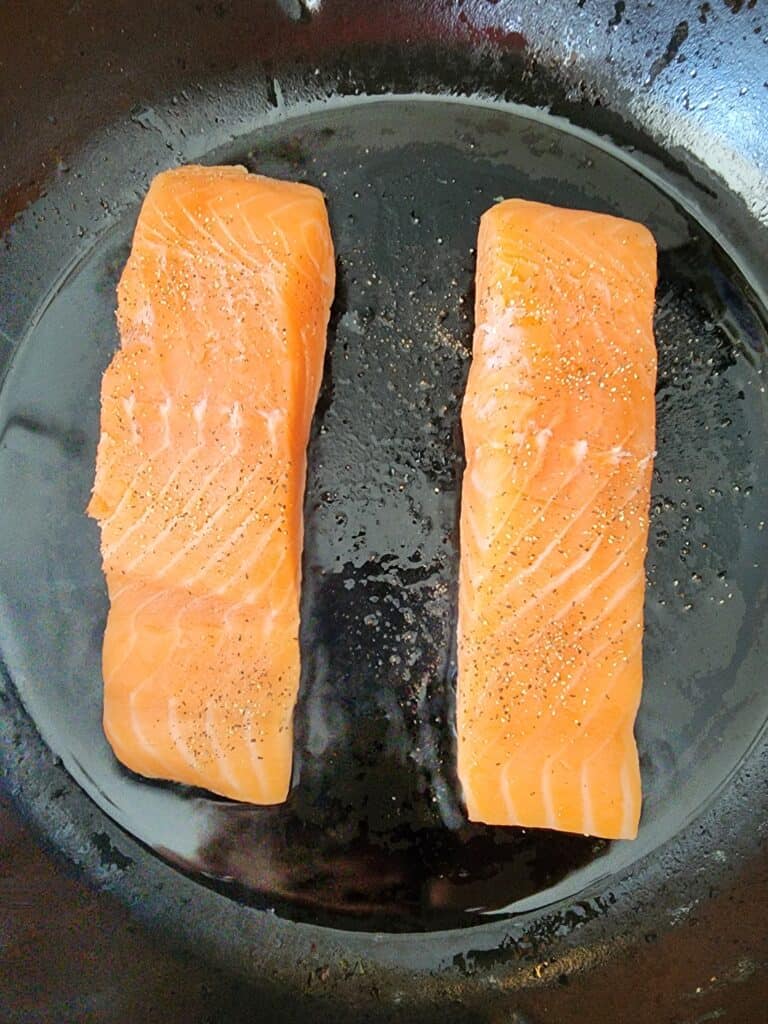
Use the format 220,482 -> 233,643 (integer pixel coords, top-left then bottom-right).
88,165 -> 335,803
457,199 -> 657,839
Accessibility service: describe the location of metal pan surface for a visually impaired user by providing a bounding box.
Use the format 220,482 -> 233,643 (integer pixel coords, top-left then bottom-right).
1,1 -> 766,1019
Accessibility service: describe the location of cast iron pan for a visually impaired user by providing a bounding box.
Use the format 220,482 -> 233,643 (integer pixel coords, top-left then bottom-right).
1,0 -> 767,1019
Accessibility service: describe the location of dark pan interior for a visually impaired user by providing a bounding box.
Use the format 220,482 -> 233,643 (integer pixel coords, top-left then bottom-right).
1,92 -> 766,931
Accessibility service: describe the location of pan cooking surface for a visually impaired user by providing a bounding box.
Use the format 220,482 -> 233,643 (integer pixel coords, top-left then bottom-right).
1,96 -> 767,931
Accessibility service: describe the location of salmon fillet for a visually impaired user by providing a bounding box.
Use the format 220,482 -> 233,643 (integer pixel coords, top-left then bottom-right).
457,199 -> 657,839
88,165 -> 335,803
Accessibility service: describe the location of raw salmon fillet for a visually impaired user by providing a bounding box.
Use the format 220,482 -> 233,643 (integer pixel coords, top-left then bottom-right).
88,165 -> 335,803
457,199 -> 657,839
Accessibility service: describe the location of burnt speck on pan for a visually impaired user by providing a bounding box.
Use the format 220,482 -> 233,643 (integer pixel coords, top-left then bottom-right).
646,21 -> 690,88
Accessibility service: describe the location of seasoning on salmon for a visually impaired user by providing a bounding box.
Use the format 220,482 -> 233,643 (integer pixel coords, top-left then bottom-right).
457,199 -> 657,840
88,165 -> 335,803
